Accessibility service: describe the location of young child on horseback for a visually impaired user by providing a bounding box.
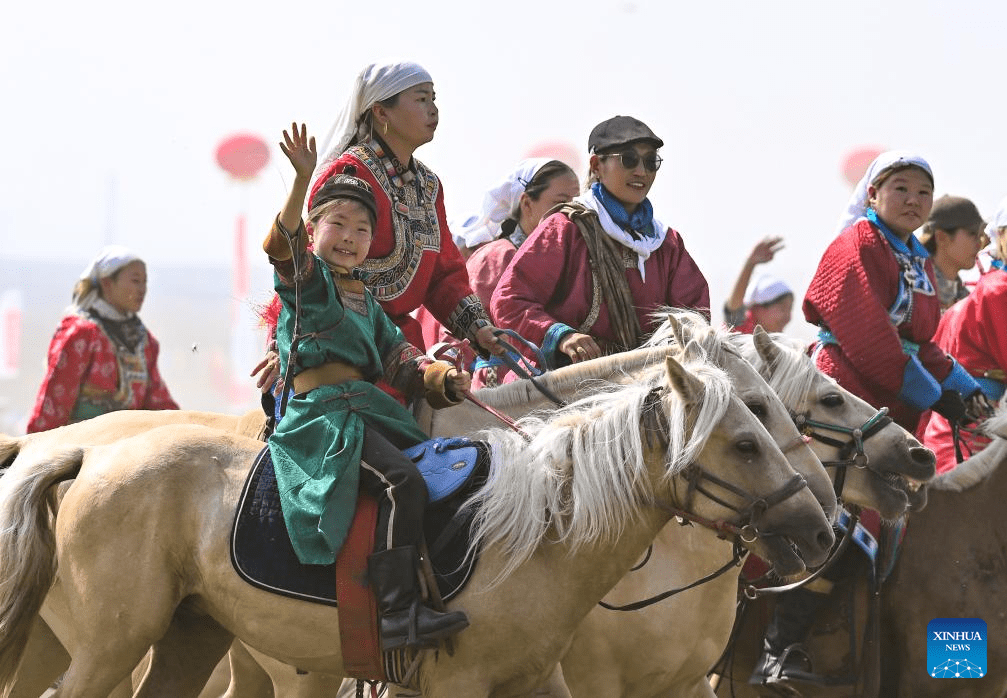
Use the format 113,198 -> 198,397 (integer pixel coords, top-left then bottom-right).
264,122 -> 469,651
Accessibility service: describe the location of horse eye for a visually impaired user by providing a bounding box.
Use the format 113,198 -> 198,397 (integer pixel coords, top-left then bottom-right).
820,393 -> 844,407
735,440 -> 758,456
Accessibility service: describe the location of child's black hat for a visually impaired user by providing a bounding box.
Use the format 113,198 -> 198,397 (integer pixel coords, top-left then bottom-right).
311,165 -> 378,222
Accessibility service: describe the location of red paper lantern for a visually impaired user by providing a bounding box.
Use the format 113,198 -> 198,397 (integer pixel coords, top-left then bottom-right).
841,146 -> 885,187
524,140 -> 582,174
216,134 -> 270,180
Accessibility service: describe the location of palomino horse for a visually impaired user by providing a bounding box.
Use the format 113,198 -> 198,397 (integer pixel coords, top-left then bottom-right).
557,317 -> 936,698
0,355 -> 835,698
230,318 -> 937,698
0,342 -> 708,698
223,322 -> 845,698
877,406 -> 1007,697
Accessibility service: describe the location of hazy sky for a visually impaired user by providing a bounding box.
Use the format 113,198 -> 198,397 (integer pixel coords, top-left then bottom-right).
3,0 -> 1005,340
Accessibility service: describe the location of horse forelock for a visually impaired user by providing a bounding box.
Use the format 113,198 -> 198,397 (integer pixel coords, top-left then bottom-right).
646,308 -> 818,410
729,332 -> 817,410
465,358 -> 734,583
645,308 -> 726,356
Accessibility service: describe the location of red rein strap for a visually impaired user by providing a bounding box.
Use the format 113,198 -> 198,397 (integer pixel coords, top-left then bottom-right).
432,340 -> 532,441
463,388 -> 532,441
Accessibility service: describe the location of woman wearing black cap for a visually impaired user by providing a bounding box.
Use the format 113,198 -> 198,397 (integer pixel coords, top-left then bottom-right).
917,194 -> 985,311
491,115 -> 710,367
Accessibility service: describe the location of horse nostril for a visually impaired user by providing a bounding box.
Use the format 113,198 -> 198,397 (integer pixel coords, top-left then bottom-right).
909,446 -> 936,466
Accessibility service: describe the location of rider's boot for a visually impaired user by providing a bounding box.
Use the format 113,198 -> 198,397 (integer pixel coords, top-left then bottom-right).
367,545 -> 469,651
749,586 -> 831,688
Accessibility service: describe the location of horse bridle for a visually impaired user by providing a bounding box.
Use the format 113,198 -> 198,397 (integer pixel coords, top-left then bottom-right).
599,389 -> 813,612
791,406 -> 892,500
601,395 -> 891,611
728,406 -> 890,601
642,386 -> 810,537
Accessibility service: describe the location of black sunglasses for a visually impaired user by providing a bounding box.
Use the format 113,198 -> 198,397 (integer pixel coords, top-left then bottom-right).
600,150 -> 663,172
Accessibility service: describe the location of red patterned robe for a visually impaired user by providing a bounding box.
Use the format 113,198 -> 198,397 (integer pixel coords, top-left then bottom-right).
803,219 -> 953,431
416,237 -> 521,387
923,269 -> 1007,473
490,211 -> 710,366
310,141 -> 488,352
27,311 -> 178,433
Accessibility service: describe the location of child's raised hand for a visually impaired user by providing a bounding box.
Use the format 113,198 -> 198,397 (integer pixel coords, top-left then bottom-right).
447,368 -> 472,397
279,122 -> 317,179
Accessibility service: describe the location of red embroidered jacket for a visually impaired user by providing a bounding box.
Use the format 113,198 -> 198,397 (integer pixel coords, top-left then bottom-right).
803,219 -> 952,430
923,270 -> 1007,473
27,312 -> 178,433
490,211 -> 710,365
310,144 -> 486,351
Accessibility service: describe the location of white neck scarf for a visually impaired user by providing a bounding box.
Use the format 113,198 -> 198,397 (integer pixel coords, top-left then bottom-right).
90,297 -> 133,321
574,189 -> 667,282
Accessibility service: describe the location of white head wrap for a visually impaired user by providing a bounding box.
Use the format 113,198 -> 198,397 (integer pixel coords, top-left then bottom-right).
318,61 -> 433,170
453,158 -> 554,249
73,245 -> 143,313
835,150 -> 933,235
744,273 -> 793,306
984,195 -> 1007,252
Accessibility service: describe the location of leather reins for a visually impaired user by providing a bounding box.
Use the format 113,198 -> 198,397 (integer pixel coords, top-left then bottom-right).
598,389 -> 813,612
600,400 -> 892,611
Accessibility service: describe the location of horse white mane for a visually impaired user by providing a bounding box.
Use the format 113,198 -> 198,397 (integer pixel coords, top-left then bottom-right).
731,332 -> 820,410
646,308 -> 820,410
465,357 -> 734,582
929,404 -> 1007,492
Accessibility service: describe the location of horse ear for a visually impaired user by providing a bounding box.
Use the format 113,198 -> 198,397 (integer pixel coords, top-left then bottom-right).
752,325 -> 781,369
665,356 -> 704,405
665,313 -> 688,348
682,339 -> 705,364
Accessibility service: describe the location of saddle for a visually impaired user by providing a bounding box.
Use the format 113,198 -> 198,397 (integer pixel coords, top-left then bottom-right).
230,437 -> 490,680
719,509 -> 903,697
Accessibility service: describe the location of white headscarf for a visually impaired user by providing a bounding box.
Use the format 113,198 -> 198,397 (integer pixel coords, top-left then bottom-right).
984,195 -> 1007,252
744,273 -> 793,306
835,150 -> 933,235
453,158 -> 553,249
73,245 -> 143,313
318,61 -> 433,170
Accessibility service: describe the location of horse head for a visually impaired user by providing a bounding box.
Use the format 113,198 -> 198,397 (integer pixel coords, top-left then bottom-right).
741,328 -> 936,520
660,354 -> 835,577
649,312 -> 839,524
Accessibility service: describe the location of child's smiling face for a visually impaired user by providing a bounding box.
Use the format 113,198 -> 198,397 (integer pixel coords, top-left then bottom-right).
311,200 -> 373,270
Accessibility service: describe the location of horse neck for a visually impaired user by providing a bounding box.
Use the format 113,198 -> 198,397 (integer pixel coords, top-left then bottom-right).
477,505 -> 671,636
932,436 -> 1007,493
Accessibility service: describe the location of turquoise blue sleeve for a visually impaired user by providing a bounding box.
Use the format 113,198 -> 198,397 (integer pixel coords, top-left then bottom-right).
897,354 -> 942,411
542,322 -> 577,369
940,360 -> 981,398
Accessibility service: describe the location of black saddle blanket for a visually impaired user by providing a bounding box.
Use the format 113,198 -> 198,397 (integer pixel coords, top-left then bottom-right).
231,445 -> 490,606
